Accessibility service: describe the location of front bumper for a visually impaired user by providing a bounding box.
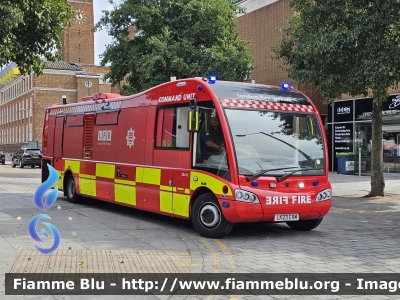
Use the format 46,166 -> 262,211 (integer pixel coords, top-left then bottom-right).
219,198 -> 332,224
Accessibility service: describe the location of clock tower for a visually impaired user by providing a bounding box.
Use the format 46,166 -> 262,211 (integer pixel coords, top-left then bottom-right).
61,0 -> 95,65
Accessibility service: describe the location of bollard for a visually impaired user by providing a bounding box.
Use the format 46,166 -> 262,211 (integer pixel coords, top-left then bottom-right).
359,147 -> 361,176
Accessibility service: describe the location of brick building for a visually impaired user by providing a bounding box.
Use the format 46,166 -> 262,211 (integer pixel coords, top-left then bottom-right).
0,0 -> 118,153
235,0 -> 326,117
234,0 -> 400,173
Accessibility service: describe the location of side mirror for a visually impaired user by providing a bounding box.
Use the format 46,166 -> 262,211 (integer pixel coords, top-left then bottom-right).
187,98 -> 199,132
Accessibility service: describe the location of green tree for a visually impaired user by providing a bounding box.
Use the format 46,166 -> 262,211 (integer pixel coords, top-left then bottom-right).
273,0 -> 400,197
0,0 -> 74,75
95,0 -> 253,95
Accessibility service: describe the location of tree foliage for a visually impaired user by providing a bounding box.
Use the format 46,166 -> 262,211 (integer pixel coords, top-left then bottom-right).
95,0 -> 253,94
273,0 -> 400,196
0,0 -> 74,75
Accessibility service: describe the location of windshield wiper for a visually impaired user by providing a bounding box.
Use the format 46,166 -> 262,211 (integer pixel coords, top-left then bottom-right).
246,167 -> 300,182
277,167 -> 314,182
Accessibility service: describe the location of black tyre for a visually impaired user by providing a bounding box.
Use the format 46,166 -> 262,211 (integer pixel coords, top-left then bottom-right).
1,161 -> 4,165
31,165 -> 35,168
19,160 -> 24,168
286,218 -> 323,231
65,174 -> 81,203
191,193 -> 233,238
11,160 -> 16,168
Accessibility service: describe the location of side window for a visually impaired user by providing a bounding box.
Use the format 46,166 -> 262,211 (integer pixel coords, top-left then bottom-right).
156,106 -> 190,149
195,107 -> 231,181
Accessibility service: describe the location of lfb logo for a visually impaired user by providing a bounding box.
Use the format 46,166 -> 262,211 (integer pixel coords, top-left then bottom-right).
337,106 -> 351,114
98,130 -> 112,141
28,165 -> 60,254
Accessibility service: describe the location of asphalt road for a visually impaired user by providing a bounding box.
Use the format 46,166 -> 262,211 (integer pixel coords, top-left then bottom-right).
1,163 -> 400,299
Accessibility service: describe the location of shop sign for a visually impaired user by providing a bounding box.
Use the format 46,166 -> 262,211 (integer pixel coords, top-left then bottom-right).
334,124 -> 354,152
333,100 -> 353,122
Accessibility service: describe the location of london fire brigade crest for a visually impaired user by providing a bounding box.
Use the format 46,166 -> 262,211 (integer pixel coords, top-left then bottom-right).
126,128 -> 136,148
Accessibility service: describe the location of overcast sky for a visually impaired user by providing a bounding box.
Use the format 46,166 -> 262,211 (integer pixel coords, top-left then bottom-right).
93,0 -> 117,65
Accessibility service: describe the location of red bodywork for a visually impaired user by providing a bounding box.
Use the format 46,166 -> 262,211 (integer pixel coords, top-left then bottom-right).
42,78 -> 331,224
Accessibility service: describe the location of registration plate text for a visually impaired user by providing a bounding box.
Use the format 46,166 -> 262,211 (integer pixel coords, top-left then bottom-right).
274,214 -> 299,221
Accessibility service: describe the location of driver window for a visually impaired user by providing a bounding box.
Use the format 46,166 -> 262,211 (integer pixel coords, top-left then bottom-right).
195,107 -> 230,180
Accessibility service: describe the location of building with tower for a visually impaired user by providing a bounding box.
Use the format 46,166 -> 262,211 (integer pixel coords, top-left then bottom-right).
0,0 -> 118,153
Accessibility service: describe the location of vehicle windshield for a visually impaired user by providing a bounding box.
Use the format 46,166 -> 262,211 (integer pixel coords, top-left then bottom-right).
225,109 -> 325,177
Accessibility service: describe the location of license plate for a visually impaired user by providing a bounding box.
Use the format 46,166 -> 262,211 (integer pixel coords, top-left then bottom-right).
32,156 -> 38,158
274,214 -> 299,221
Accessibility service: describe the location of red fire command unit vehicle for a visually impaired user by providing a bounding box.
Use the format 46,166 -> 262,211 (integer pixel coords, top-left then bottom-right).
42,77 -> 331,238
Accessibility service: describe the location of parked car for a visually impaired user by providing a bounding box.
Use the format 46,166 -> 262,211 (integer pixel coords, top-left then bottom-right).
12,148 -> 42,168
0,149 -> 5,165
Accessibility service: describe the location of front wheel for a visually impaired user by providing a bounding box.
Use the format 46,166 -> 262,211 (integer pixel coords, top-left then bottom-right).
191,193 -> 233,238
65,175 -> 82,204
19,160 -> 24,168
286,218 -> 323,231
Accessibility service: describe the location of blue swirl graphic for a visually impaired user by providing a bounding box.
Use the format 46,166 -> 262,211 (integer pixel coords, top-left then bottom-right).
28,214 -> 60,254
34,164 -> 59,211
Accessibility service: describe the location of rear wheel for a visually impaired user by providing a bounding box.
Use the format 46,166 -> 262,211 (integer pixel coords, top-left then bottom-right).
286,218 -> 323,231
191,193 -> 233,238
65,175 -> 81,203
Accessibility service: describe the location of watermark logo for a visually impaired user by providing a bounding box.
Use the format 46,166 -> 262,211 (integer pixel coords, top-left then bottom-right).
28,165 -> 60,254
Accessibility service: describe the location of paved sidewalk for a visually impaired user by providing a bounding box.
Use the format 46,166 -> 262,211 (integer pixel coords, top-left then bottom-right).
1,166 -> 399,299
329,171 -> 400,197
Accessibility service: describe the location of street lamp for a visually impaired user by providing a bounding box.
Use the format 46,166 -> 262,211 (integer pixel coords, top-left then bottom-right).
20,108 -> 31,142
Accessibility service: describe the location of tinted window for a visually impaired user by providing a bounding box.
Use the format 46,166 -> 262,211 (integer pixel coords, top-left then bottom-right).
26,149 -> 41,155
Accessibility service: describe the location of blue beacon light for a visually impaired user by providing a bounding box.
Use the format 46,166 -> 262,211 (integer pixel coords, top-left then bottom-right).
281,82 -> 291,91
207,74 -> 218,84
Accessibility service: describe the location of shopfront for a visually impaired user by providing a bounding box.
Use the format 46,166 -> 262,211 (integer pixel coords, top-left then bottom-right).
327,95 -> 400,174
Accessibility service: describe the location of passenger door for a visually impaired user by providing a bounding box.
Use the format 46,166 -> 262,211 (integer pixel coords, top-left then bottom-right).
153,106 -> 192,217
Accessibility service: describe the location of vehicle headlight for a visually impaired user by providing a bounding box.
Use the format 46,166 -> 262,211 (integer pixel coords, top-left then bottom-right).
235,191 -> 243,199
235,189 -> 260,203
315,188 -> 332,202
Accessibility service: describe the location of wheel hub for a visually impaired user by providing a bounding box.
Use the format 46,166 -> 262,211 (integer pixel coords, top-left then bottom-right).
200,204 -> 220,228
